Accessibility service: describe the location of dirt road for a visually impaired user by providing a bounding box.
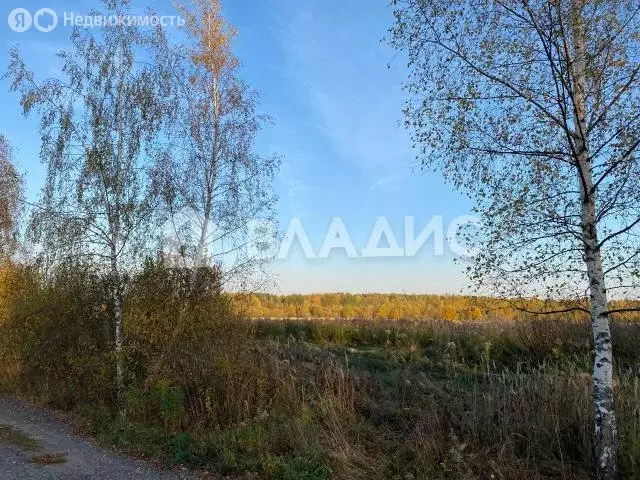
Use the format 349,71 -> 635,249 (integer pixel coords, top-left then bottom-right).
0,394 -> 194,480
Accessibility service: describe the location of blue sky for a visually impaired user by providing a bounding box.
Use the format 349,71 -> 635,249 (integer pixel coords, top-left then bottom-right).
1,0 -> 473,294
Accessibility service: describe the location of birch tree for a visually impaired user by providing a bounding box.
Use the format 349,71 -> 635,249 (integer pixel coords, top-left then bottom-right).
390,1 -> 640,478
155,0 -> 279,291
0,135 -> 23,259
5,0 -> 172,404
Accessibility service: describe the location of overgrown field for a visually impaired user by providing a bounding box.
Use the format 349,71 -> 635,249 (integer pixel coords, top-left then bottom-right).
1,263 -> 640,479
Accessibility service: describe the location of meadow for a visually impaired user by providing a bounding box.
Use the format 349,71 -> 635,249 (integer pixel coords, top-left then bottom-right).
1,263 -> 640,479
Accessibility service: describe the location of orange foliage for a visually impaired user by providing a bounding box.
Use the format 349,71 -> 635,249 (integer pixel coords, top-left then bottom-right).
176,0 -> 239,76
236,293 -> 640,323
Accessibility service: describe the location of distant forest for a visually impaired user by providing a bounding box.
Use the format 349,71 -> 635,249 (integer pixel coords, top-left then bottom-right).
241,293 -> 640,322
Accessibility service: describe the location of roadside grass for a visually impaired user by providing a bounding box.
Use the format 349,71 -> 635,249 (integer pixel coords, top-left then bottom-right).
29,452 -> 67,465
1,423 -> 68,467
0,424 -> 41,451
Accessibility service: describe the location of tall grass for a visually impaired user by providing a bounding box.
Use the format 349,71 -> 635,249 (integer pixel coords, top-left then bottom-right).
1,262 -> 640,478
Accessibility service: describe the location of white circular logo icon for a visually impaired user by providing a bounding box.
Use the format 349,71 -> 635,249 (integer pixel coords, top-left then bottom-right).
8,8 -> 32,32
34,8 -> 57,33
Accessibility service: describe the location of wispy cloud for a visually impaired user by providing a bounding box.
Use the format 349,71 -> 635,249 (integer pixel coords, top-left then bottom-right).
276,0 -> 414,174
369,171 -> 410,193
278,158 -> 315,219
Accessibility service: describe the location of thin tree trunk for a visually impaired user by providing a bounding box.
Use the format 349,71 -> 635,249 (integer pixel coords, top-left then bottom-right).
191,206 -> 210,287
190,74 -> 220,290
112,43 -> 125,412
578,149 -> 620,478
582,189 -> 620,480
110,258 -> 124,411
571,1 -> 620,477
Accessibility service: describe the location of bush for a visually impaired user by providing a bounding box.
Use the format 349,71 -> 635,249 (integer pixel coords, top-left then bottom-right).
0,261 -> 114,408
123,260 -> 261,429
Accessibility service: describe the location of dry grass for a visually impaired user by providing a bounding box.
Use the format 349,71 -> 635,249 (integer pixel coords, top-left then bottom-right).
0,424 -> 41,451
29,452 -> 67,465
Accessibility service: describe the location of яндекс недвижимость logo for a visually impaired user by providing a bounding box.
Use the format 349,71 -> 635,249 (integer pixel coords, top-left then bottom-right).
8,7 -> 58,32
8,9 -> 184,31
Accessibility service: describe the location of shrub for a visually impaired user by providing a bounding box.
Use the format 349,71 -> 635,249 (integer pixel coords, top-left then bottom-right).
0,261 -> 114,408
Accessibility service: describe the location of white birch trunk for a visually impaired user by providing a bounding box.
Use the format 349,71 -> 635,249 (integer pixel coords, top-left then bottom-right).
190,72 -> 220,290
112,45 -> 125,411
571,1 -> 620,477
111,258 -> 124,409
582,191 -> 620,480
191,207 -> 210,288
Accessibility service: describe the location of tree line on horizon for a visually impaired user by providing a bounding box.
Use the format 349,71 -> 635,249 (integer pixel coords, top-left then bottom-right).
241,292 -> 640,323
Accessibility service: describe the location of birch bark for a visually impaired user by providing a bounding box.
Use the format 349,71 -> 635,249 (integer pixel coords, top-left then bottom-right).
571,1 -> 620,477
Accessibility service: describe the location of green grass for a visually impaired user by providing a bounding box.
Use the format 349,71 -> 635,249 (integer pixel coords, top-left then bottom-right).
1,423 -> 67,467
0,424 -> 41,451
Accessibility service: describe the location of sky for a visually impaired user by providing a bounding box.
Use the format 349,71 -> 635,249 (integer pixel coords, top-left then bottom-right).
0,0 -> 474,294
